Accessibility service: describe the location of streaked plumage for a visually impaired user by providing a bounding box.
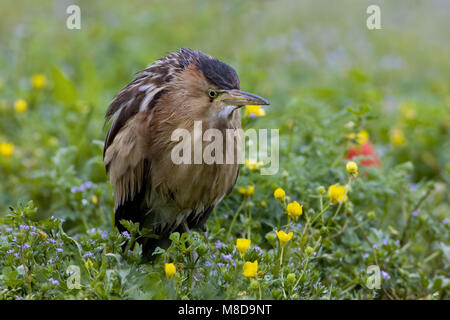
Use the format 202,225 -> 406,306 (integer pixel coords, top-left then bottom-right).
103,48 -> 269,259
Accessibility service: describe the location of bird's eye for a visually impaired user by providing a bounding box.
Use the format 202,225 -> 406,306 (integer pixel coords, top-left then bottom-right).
208,89 -> 218,99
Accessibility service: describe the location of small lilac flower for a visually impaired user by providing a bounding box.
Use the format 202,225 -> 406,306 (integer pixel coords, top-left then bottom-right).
30,231 -> 37,236
215,240 -> 222,249
49,238 -> 57,244
443,219 -> 449,225
223,254 -> 232,260
101,231 -> 107,239
14,253 -> 19,258
82,199 -> 89,206
7,249 -> 14,254
121,231 -> 131,240
56,248 -> 63,253
71,187 -> 81,193
83,252 -> 94,259
16,296 -> 23,300
382,238 -> 388,246
49,278 -> 59,285
20,224 -> 30,231
81,181 -> 94,190
412,209 -> 421,217
217,262 -> 225,267
5,227 -> 13,232
205,261 -> 212,267
372,244 -> 378,249
232,261 -> 236,267
363,253 -> 369,259
381,271 -> 390,280
22,243 -> 31,249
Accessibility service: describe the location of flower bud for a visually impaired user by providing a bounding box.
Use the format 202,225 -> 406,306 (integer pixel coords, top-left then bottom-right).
305,246 -> 314,256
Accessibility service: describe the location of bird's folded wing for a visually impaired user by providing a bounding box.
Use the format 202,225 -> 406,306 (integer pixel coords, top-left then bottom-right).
104,116 -> 149,208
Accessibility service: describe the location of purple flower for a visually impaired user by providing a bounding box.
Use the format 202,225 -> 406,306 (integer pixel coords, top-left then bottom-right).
7,249 -> 14,254
20,224 -> 30,231
121,231 -> 131,240
82,181 -> 93,189
372,244 -> 378,249
21,243 -> 31,249
223,254 -> 232,260
412,209 -> 421,217
205,261 -> 212,267
71,187 -> 81,193
363,253 -> 369,259
217,262 -> 225,267
56,248 -> 63,253
215,240 -> 222,249
83,252 -> 94,259
30,231 -> 37,236
49,278 -> 59,285
382,238 -> 388,246
381,271 -> 390,280
443,219 -> 449,225
5,227 -> 13,232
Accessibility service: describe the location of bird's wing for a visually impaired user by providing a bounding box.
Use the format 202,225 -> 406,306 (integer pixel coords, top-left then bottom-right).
103,71 -> 167,211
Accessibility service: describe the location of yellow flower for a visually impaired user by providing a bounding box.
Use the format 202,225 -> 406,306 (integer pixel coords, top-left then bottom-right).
165,263 -> 176,279
91,195 -> 98,204
273,187 -> 285,201
31,74 -> 47,89
346,161 -> 358,176
260,200 -> 267,208
286,201 -> 303,220
328,184 -> 348,204
236,238 -> 251,255
37,230 -> 48,241
0,142 -> 14,158
245,159 -> 264,170
244,105 -> 266,117
347,130 -> 369,145
390,128 -> 406,147
85,259 -> 93,268
275,230 -> 293,246
400,103 -> 416,120
243,260 -> 258,278
14,99 -> 27,113
238,185 -> 255,197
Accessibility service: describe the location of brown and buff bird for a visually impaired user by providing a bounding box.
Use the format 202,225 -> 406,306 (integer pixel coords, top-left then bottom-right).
103,48 -> 269,260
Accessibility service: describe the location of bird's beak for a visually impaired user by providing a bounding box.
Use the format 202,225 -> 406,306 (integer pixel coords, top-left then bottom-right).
221,89 -> 270,107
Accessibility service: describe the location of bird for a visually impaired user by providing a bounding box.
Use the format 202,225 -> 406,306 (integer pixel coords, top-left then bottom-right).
103,48 -> 269,260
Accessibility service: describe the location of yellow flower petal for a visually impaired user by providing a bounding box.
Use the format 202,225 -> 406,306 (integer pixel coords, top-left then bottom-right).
31,74 -> 47,89
14,99 -> 27,113
273,187 -> 285,201
243,260 -> 258,278
286,201 -> 303,220
275,230 -> 293,246
165,263 -> 176,279
236,238 -> 251,255
0,142 -> 14,158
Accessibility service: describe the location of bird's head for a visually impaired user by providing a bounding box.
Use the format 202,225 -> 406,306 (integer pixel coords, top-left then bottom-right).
156,49 -> 269,126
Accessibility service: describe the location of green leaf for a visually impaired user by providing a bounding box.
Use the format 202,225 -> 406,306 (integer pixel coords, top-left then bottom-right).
51,66 -> 77,105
